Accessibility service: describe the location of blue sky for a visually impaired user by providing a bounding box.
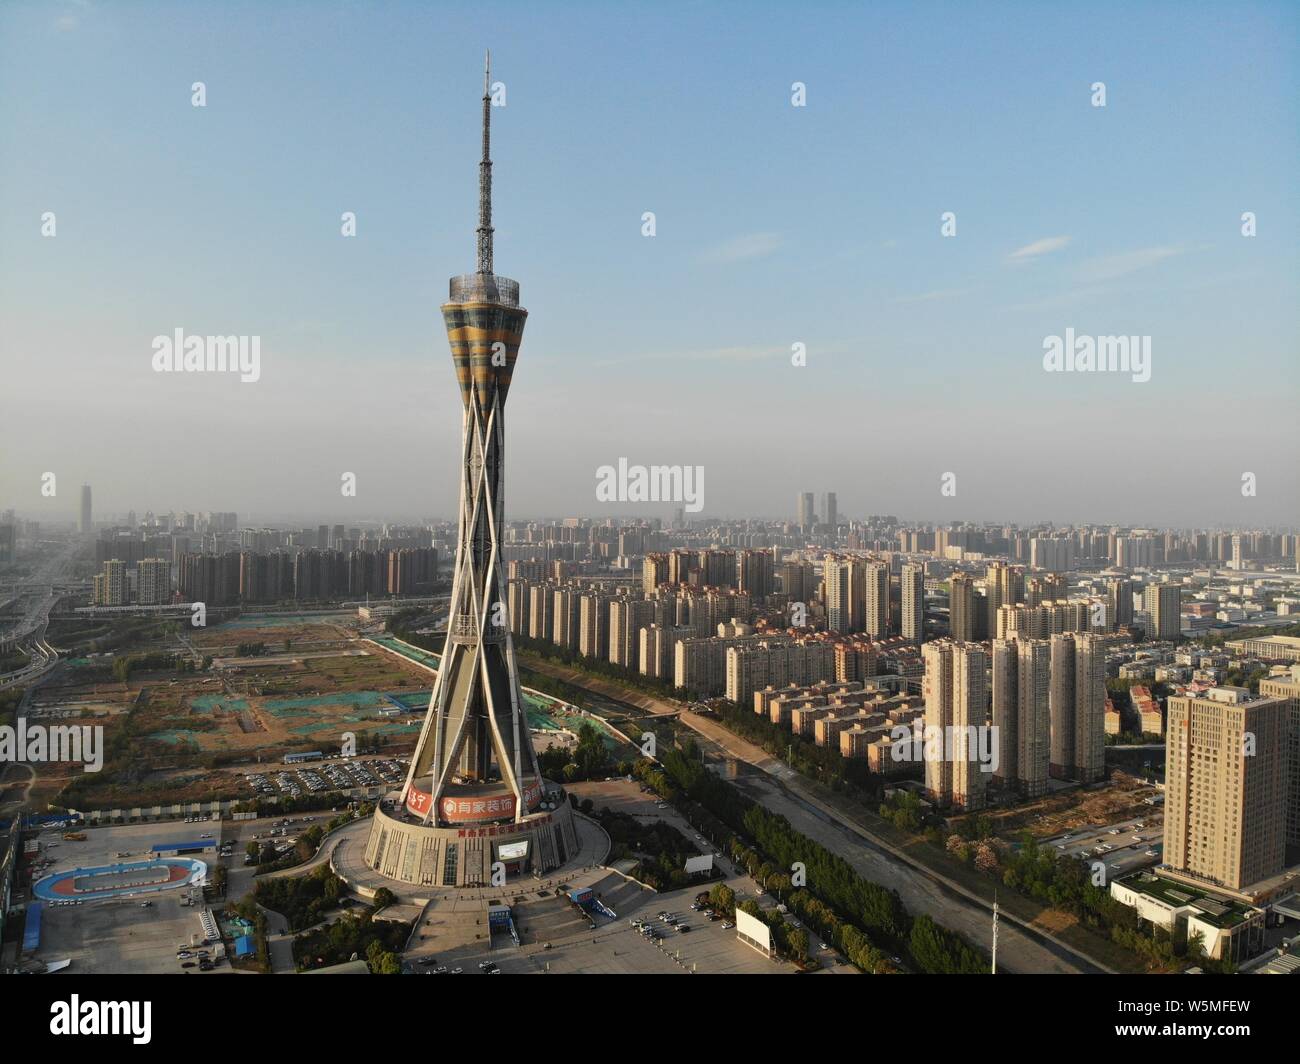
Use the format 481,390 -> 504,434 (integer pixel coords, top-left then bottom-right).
2,0 -> 1297,526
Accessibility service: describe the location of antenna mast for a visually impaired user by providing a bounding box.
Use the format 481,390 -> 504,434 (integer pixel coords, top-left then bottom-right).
476,49 -> 494,275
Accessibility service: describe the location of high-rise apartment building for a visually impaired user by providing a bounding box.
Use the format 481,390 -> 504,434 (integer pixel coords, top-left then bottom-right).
736,548 -> 774,602
1107,577 -> 1134,631
949,572 -> 975,641
984,562 -> 1023,639
1257,671 -> 1300,849
1164,692 -> 1289,891
922,640 -> 989,810
1047,632 -> 1105,783
100,559 -> 127,606
864,560 -> 889,639
992,638 -> 1052,797
951,643 -> 989,811
900,562 -> 924,644
136,558 -> 172,606
1143,583 -> 1182,640
823,556 -> 862,634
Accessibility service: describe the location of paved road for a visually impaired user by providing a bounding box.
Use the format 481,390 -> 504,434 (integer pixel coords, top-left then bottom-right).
683,711 -> 1107,974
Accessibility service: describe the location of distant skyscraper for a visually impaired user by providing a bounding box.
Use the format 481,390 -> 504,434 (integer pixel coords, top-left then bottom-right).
79,484 -> 93,533
822,492 -> 838,530
1165,692 -> 1288,890
797,492 -> 815,530
900,562 -> 924,643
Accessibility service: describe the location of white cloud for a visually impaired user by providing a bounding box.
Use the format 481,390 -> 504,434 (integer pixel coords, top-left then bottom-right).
1007,235 -> 1071,260
699,232 -> 783,264
1077,246 -> 1182,282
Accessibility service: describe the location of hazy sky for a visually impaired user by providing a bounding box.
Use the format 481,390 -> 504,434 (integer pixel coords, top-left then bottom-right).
2,0 -> 1297,528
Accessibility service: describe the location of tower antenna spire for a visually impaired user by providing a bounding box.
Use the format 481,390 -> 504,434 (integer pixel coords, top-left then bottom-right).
476,49 -> 494,274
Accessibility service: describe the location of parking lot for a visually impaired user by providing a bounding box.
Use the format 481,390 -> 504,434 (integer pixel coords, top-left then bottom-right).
1044,812 -> 1165,881
243,755 -> 407,800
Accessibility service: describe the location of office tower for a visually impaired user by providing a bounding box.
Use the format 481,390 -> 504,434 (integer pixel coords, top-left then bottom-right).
0,523 -> 14,565
79,484 -> 93,533
136,558 -> 171,606
388,56 -> 553,850
900,562 -> 924,644
864,560 -> 889,639
1143,583 -> 1181,640
949,572 -> 975,640
1258,673 -> 1300,848
1165,693 -> 1288,890
823,492 -> 838,531
797,492 -> 815,530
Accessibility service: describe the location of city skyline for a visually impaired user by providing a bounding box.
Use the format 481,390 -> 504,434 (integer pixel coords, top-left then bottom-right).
2,2 -> 1297,526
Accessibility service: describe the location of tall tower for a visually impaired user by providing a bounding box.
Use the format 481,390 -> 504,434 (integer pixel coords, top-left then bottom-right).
400,51 -> 542,827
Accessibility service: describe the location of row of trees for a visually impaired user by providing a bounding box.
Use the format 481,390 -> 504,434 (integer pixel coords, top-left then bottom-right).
637,741 -> 989,974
